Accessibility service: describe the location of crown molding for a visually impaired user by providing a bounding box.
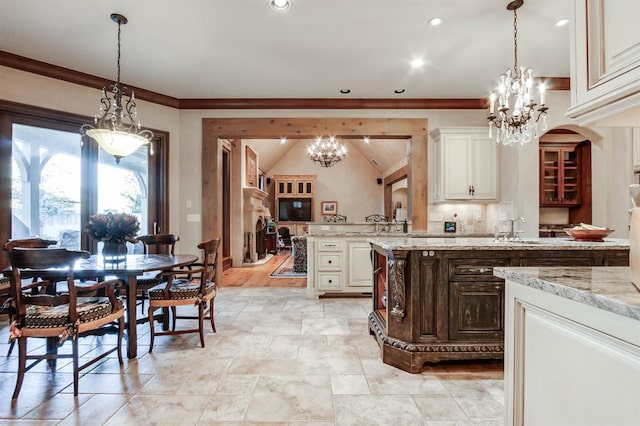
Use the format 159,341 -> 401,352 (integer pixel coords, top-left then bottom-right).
0,50 -> 570,110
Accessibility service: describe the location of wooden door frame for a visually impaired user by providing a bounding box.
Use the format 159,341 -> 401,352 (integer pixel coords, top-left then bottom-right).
202,117 -> 428,283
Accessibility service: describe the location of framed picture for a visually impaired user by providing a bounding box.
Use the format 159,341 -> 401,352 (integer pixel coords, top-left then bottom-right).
321,201 -> 338,215
245,146 -> 257,187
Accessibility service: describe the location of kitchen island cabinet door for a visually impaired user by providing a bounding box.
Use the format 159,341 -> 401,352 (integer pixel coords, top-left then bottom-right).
449,281 -> 504,341
347,241 -> 373,288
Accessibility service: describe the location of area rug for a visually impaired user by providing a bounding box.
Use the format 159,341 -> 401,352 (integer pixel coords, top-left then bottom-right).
270,255 -> 306,277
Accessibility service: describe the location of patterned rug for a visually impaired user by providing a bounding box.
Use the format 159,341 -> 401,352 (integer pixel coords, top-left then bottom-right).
270,255 -> 306,277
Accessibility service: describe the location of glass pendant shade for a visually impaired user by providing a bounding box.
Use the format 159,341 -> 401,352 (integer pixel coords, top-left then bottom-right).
85,128 -> 150,161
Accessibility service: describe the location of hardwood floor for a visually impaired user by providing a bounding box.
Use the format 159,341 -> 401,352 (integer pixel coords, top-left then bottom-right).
222,250 -> 307,287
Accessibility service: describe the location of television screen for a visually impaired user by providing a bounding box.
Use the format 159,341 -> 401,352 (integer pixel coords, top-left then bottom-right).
278,198 -> 312,222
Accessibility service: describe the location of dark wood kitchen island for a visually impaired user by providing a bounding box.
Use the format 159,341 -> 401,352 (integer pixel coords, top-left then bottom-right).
367,237 -> 630,373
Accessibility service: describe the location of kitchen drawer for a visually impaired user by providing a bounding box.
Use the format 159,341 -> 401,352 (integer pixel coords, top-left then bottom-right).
318,241 -> 343,251
448,257 -> 510,281
317,273 -> 341,290
318,253 -> 342,270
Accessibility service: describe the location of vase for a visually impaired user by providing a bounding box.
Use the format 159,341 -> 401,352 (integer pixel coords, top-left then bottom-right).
102,241 -> 127,263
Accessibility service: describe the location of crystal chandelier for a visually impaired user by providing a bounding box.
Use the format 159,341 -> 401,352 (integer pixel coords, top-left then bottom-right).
487,0 -> 548,146
306,136 -> 347,167
81,14 -> 153,164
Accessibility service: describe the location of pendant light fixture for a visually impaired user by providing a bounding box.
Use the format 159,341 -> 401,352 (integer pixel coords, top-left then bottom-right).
306,136 -> 347,167
81,13 -> 153,164
487,0 -> 548,146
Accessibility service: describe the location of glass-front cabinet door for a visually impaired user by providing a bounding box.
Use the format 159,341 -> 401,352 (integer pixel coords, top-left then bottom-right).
540,145 -> 580,206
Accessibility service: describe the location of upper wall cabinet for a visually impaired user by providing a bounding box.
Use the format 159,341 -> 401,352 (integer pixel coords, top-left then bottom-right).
565,0 -> 640,126
430,127 -> 498,202
274,175 -> 316,198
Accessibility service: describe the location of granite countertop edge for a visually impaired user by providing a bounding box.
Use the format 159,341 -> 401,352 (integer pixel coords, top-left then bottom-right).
366,237 -> 629,251
494,266 -> 640,322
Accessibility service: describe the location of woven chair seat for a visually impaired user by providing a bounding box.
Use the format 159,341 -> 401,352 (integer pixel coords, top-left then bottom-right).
136,271 -> 164,290
148,280 -> 216,301
0,276 -> 9,291
24,297 -> 123,329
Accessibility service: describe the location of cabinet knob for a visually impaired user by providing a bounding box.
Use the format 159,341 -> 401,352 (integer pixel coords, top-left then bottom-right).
328,260 -> 332,264
328,279 -> 332,283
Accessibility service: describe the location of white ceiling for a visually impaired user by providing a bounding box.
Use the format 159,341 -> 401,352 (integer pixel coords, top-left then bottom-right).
0,0 -> 571,99
0,0 -> 571,174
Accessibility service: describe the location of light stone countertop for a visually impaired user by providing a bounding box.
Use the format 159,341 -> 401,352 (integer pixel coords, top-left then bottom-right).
494,266 -> 640,321
368,237 -> 629,251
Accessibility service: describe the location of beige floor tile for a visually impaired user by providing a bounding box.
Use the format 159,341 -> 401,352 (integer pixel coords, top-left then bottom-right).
57,394 -> 131,425
245,375 -> 333,422
331,374 -> 370,395
413,394 -> 468,421
333,395 -> 423,425
104,394 -> 210,425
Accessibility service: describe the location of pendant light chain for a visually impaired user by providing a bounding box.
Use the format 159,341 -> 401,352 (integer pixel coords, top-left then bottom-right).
116,19 -> 122,85
513,9 -> 518,73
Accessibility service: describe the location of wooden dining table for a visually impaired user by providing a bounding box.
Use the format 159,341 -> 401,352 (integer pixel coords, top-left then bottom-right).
72,254 -> 199,358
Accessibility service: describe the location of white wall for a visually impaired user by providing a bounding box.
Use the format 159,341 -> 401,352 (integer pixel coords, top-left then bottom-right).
1,66 -> 636,251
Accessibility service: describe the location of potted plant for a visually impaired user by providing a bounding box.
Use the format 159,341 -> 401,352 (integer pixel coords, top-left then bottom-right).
85,212 -> 140,262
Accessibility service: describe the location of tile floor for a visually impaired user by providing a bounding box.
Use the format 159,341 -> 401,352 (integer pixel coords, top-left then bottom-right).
0,287 -> 504,425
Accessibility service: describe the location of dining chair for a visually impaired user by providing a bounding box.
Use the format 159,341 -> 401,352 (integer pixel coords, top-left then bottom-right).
134,233 -> 180,314
147,238 -> 220,352
3,237 -> 101,357
5,246 -> 125,399
277,227 -> 292,252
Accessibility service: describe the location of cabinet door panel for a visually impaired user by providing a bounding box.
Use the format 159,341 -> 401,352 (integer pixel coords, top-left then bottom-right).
518,256 -> 594,267
470,134 -> 497,199
449,281 -> 504,340
348,243 -> 373,287
443,135 -> 473,199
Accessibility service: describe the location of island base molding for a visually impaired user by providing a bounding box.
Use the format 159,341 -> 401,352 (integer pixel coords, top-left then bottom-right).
368,312 -> 503,373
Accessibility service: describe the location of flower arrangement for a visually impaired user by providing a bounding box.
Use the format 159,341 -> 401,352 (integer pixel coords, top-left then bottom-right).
85,212 -> 140,244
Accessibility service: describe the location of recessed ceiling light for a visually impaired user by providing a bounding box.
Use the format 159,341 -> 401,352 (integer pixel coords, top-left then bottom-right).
270,0 -> 290,11
363,136 -> 370,144
339,89 -> 351,94
280,137 -> 287,144
428,17 -> 443,27
555,18 -> 569,27
410,58 -> 425,69
394,89 -> 406,94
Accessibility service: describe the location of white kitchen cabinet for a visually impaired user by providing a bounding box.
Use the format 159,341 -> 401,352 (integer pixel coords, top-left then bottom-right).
430,127 -> 498,201
566,0 -> 640,126
307,236 -> 373,298
502,269 -> 640,425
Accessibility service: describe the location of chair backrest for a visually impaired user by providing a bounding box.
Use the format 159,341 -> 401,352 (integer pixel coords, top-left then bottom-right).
365,214 -> 389,223
136,234 -> 179,255
278,227 -> 291,238
324,214 -> 348,223
6,247 -> 90,317
4,238 -> 58,251
197,238 -> 220,285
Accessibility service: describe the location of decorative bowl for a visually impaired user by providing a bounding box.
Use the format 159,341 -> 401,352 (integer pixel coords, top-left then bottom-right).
564,228 -> 614,242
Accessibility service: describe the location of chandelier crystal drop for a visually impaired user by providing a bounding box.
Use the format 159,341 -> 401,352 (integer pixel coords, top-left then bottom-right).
306,136 -> 347,167
81,13 -> 153,164
487,0 -> 548,146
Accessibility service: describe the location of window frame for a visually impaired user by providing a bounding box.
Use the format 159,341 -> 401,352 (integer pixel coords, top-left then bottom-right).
0,100 -> 169,267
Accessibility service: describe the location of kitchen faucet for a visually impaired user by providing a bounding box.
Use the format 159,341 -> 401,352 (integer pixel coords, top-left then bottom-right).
508,217 -> 525,240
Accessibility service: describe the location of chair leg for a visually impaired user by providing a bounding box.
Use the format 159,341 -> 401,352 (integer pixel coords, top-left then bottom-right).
12,337 -> 27,399
6,338 -> 15,356
117,315 -> 124,365
148,305 -> 155,353
198,303 -> 205,348
171,306 -> 177,331
209,298 -> 216,333
72,337 -> 79,396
